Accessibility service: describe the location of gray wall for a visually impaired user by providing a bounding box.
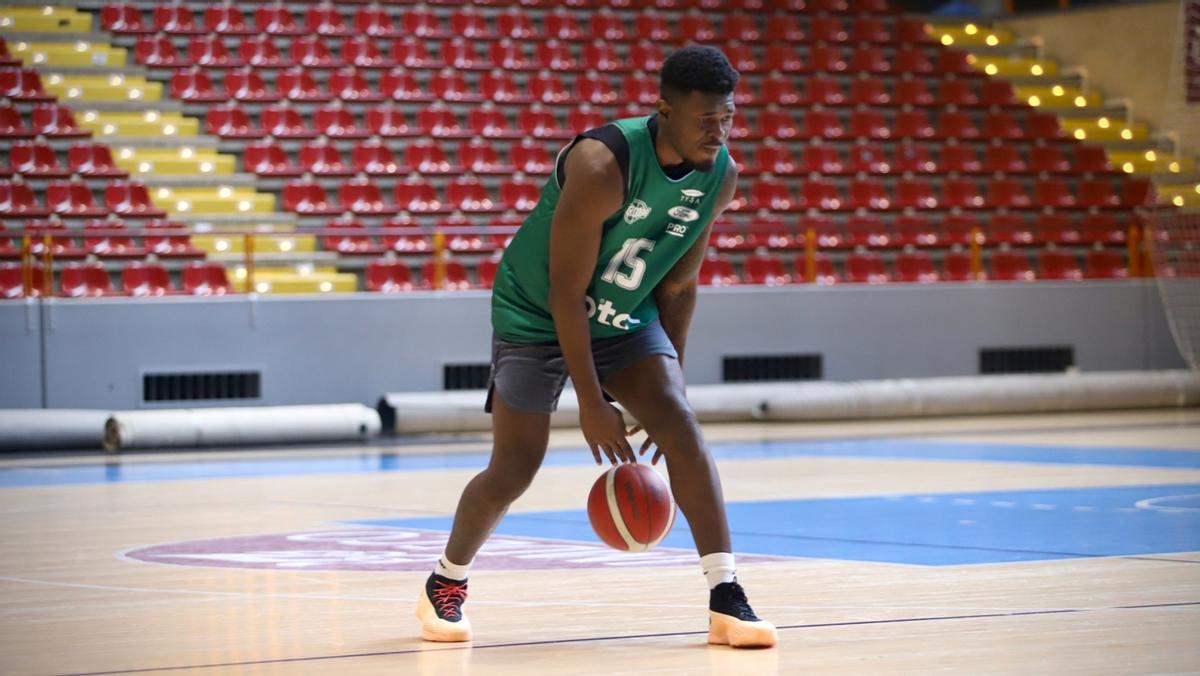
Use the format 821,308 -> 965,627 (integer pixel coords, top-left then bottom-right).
0,282 -> 1186,410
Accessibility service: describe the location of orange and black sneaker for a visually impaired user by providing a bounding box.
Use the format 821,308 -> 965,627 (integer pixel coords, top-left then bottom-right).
708,581 -> 777,648
416,573 -> 472,642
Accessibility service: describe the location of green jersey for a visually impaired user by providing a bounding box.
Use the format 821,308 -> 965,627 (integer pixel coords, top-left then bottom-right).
491,115 -> 730,343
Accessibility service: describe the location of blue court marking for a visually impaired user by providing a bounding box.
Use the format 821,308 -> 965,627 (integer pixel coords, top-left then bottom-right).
0,437 -> 1197,487
349,484 -> 1200,566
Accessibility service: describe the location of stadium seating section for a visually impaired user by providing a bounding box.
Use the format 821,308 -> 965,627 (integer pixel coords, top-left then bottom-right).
0,0 -> 1189,296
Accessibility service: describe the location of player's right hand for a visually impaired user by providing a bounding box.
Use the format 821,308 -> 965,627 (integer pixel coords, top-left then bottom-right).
579,401 -> 636,466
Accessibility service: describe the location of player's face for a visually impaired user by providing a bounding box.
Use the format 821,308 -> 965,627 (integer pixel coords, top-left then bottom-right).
663,91 -> 736,172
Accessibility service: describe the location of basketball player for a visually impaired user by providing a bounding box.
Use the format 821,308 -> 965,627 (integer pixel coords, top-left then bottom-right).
417,45 -> 777,649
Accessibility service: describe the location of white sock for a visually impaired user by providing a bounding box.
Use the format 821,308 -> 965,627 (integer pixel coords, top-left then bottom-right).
434,553 -> 471,581
700,552 -> 736,589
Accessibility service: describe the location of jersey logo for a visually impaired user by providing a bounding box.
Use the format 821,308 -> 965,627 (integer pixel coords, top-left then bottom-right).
679,189 -> 705,204
667,206 -> 699,222
665,222 -> 689,238
623,199 -> 652,224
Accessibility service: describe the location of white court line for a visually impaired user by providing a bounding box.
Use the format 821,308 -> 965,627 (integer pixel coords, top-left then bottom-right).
0,574 -> 1113,615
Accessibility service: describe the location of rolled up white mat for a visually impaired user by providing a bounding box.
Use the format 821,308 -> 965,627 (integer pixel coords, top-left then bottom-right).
104,404 -> 381,451
0,409 -> 110,450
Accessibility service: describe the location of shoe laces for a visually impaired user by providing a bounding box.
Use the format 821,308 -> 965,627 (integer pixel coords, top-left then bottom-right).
715,581 -> 759,621
432,580 -> 468,620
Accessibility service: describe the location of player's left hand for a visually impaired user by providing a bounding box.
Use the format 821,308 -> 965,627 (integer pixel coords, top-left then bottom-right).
627,425 -> 663,465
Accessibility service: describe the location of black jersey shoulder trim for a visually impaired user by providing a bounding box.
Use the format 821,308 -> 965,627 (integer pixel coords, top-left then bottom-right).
554,123 -> 630,203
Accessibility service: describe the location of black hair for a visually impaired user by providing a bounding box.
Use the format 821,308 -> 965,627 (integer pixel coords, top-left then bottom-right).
659,45 -> 739,100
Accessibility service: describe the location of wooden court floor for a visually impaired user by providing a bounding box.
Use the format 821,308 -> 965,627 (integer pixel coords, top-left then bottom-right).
1,409 -> 1198,675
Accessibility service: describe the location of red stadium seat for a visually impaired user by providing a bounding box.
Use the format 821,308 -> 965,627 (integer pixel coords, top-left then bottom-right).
746,141 -> 800,175
282,180 -> 342,216
135,35 -> 187,67
204,6 -> 251,35
343,36 -> 395,70
763,44 -> 803,73
47,179 -> 107,217
366,106 -> 423,137
1078,178 -> 1120,208
352,139 -> 404,176
941,250 -> 977,281
497,9 -> 538,39
451,8 -> 497,39
1084,247 -> 1128,278
170,69 -> 225,103
512,139 -> 555,174
405,139 -> 462,174
894,250 -> 939,282
937,144 -> 980,173
1121,179 -> 1155,207
519,105 -> 571,139
403,7 -> 451,38
545,9 -> 584,40
628,41 -> 666,71
852,16 -> 892,43
431,70 -> 483,102
289,36 -> 340,69
937,79 -> 980,107
261,104 -> 316,139
893,214 -> 938,247
942,178 -> 985,209
743,251 -> 792,286
989,248 -> 1035,281
987,178 -> 1032,209
182,262 -> 234,295
0,262 -> 46,297
797,179 -> 843,211
0,104 -> 33,139
1036,212 -> 1082,245
188,35 -> 242,68
678,12 -> 718,42
26,219 -> 85,257
420,258 -> 472,291
353,7 -> 401,37
477,255 -> 502,289
443,38 -> 487,71
314,104 -> 370,138
583,41 -> 625,72
982,112 -> 1024,140
698,251 -> 740,286
1030,145 -> 1071,174
204,104 -> 263,139
30,104 -> 87,139
10,141 -> 68,178
937,49 -> 976,76
67,144 -> 126,178
984,145 -> 1027,174
844,250 -> 890,283
305,6 -> 354,37
394,175 -> 449,213
576,72 -> 619,105
759,74 -> 802,106
847,143 -> 890,174
722,14 -> 761,42
588,10 -> 628,41
806,45 -> 847,73
153,6 -> 203,35
757,107 -> 802,140
1080,213 -> 1127,244
479,71 -> 531,103
255,6 -> 303,36
894,178 -> 938,209
981,80 -> 1020,107
328,69 -> 383,103
60,262 -> 114,297
987,213 -> 1035,245
244,141 -> 301,177
850,78 -> 891,106
276,69 -> 332,103
1073,146 -> 1113,173
1027,112 -> 1068,140
765,14 -> 805,42
894,144 -> 937,174
846,179 -> 890,211
844,213 -> 891,246
101,3 -> 152,34
810,16 -> 849,42
937,110 -> 980,140
1038,248 -> 1083,280
894,48 -> 934,74
137,221 -> 198,259
567,105 -> 605,133
224,68 -> 278,103
848,109 -> 890,139
419,103 -> 471,139
340,178 -> 398,215
121,262 -> 174,296
803,110 -> 845,139
1034,178 -> 1076,208
391,37 -> 445,70
893,77 -> 934,107
298,141 -> 355,176
238,36 -> 289,69
366,259 -> 416,292
380,69 -> 434,103
323,218 -> 385,256
894,110 -> 935,139
802,144 -> 844,174
850,46 -> 891,74
446,175 -> 500,213
895,18 -> 935,44
490,40 -> 535,71
940,214 -> 981,246
460,138 -> 514,174
793,252 -> 839,284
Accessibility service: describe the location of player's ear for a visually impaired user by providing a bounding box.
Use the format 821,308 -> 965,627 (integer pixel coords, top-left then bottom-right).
656,98 -> 670,120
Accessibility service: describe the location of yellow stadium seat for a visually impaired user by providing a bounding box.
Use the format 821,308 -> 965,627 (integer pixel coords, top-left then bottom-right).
192,234 -> 316,255
76,110 -> 199,137
111,147 -> 236,176
41,73 -> 161,103
1015,85 -> 1101,110
931,23 -> 1013,47
1061,116 -> 1150,142
0,6 -> 92,32
229,267 -> 358,295
9,41 -> 126,68
970,55 -> 1059,78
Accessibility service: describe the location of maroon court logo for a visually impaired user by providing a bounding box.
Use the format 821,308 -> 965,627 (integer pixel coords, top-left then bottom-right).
124,527 -> 789,571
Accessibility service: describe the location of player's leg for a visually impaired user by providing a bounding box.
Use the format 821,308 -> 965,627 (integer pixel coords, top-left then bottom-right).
601,354 -> 777,648
417,393 -> 552,642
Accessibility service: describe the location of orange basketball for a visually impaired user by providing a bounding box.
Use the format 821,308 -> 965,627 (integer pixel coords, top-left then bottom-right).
587,463 -> 676,552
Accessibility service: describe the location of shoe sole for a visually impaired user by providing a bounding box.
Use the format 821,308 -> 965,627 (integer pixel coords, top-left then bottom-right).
707,611 -> 778,649
416,588 -> 472,642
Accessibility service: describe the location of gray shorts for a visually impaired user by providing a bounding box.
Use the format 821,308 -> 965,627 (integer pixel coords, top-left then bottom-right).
485,320 -> 679,414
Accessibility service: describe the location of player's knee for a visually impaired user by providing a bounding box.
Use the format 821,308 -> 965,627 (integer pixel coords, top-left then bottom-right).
482,462 -> 539,503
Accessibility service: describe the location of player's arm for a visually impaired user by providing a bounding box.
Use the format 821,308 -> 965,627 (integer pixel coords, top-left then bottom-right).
547,138 -> 636,466
653,157 -> 739,366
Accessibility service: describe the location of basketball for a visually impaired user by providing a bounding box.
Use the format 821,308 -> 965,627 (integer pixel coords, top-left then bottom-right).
587,463 -> 676,552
